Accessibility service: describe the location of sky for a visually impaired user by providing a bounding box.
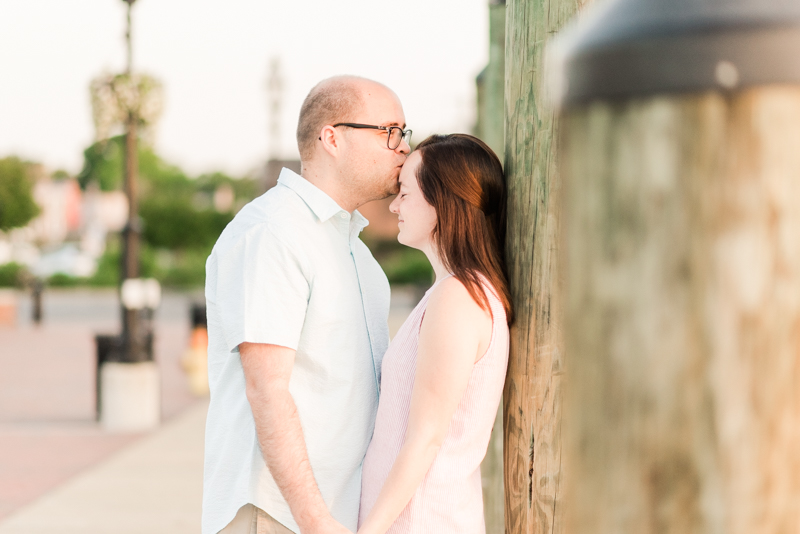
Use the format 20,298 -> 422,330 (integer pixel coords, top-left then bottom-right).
0,0 -> 489,177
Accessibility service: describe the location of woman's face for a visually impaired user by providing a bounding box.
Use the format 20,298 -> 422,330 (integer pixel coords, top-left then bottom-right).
389,151 -> 437,251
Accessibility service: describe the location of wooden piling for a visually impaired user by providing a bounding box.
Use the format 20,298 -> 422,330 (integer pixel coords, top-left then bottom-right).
476,3 -> 507,534
558,1 -> 800,531
502,0 -> 590,532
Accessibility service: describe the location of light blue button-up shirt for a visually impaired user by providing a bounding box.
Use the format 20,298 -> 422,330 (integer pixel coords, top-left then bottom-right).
202,168 -> 390,534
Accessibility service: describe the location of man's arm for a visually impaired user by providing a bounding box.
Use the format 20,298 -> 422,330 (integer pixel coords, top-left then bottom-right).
240,342 -> 350,534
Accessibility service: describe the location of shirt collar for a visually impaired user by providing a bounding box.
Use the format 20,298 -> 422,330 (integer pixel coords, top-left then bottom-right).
277,167 -> 370,231
352,209 -> 369,231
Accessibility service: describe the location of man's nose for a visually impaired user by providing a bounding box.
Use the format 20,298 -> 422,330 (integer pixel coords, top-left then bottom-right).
396,139 -> 411,155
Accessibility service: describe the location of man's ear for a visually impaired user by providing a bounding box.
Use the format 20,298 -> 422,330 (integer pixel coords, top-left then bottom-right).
319,125 -> 339,157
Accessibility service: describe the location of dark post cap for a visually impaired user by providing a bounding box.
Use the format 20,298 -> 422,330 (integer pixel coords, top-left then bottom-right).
558,0 -> 800,106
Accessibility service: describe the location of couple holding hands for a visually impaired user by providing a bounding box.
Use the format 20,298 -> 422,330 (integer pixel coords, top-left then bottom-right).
203,75 -> 513,534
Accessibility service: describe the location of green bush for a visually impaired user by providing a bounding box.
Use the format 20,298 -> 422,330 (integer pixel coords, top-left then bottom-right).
48,272 -> 83,287
0,157 -> 41,231
140,200 -> 233,250
159,248 -> 209,289
0,262 -> 27,287
81,239 -> 160,287
88,247 -> 120,287
378,247 -> 434,286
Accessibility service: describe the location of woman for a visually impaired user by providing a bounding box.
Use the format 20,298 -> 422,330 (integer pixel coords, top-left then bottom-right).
358,133 -> 513,534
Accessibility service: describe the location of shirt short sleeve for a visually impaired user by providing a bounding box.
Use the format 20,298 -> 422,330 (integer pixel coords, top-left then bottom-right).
214,223 -> 310,353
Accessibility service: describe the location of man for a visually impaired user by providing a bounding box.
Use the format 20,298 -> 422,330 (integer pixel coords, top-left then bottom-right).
202,76 -> 411,534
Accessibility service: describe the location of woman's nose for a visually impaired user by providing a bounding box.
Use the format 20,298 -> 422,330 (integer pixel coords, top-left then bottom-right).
389,197 -> 399,214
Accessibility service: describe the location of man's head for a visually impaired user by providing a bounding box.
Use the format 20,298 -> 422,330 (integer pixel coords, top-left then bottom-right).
296,76 -> 410,209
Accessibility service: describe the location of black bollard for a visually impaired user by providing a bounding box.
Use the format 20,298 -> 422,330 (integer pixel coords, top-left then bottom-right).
31,278 -> 43,325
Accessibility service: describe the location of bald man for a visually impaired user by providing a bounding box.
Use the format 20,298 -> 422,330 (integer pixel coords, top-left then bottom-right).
202,77 -> 411,534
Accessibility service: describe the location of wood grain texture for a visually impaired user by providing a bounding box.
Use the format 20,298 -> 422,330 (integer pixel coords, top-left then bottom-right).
483,404 -> 505,534
479,2 -> 507,159
561,88 -> 800,534
480,5 -> 507,534
503,1 -> 590,533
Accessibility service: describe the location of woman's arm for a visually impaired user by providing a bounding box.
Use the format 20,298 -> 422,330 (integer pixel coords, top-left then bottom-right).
358,278 -> 492,534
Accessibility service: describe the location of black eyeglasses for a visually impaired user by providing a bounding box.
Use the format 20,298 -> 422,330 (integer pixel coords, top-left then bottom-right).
333,123 -> 412,150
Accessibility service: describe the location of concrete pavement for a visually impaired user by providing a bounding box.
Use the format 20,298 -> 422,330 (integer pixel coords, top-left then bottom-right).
0,289 -> 201,520
0,400 -> 207,534
0,285 -> 418,533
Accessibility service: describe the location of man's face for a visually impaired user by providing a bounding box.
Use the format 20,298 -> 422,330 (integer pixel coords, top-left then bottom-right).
339,83 -> 410,203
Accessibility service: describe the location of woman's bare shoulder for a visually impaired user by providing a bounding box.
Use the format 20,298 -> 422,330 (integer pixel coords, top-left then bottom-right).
424,276 -> 493,341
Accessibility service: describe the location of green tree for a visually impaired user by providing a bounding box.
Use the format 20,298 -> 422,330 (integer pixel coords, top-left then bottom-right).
0,157 -> 41,231
75,138 -> 260,288
77,135 -> 129,191
196,171 -> 258,203
139,200 -> 233,250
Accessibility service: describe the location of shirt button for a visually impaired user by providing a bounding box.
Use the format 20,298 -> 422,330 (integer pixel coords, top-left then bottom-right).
340,213 -> 348,219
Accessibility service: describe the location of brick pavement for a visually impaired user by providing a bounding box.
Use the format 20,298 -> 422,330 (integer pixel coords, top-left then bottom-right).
0,289 -> 202,520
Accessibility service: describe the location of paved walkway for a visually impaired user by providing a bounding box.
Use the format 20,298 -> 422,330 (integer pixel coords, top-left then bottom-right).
0,289 -> 201,520
0,401 -> 207,534
0,286 -> 418,532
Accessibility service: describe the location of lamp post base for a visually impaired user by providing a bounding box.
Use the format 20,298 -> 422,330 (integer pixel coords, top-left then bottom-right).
100,361 -> 160,432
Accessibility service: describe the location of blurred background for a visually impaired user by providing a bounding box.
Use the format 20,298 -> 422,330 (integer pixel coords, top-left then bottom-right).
0,1 -> 499,532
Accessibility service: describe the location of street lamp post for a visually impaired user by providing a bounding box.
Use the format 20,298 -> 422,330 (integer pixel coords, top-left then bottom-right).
120,0 -> 148,364
95,0 -> 160,432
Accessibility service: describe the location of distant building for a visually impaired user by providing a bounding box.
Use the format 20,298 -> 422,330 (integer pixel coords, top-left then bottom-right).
359,197 -> 399,242
0,168 -> 130,277
30,173 -> 82,245
81,184 -> 128,260
260,159 -> 301,194
213,183 -> 235,212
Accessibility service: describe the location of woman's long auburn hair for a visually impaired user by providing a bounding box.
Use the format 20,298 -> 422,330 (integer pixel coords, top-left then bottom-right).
415,133 -> 514,325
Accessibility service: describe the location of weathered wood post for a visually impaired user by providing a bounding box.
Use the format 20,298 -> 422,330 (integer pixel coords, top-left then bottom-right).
475,2 -> 507,533
558,1 -> 800,532
503,0 -> 590,533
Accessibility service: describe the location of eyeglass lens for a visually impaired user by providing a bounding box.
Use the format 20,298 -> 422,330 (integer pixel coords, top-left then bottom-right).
388,127 -> 411,150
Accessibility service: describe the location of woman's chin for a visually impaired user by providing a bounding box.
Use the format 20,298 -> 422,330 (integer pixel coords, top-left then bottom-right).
397,234 -> 418,250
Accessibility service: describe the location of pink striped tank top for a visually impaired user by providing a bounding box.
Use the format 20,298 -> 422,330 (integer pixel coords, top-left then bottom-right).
358,275 -> 509,534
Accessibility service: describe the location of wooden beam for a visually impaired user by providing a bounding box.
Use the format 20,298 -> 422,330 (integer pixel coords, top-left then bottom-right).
503,0 -> 590,532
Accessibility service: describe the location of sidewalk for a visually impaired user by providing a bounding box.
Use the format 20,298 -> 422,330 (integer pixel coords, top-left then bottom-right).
0,289 -> 201,520
0,285 -> 418,532
0,400 -> 207,534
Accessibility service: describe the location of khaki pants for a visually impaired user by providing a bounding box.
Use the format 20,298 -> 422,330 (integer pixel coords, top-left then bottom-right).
219,504 -> 295,534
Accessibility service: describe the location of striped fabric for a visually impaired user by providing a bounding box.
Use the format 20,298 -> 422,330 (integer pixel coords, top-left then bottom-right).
359,276 -> 509,534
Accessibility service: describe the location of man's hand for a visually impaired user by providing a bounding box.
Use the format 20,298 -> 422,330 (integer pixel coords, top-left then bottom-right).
240,343 -> 345,534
